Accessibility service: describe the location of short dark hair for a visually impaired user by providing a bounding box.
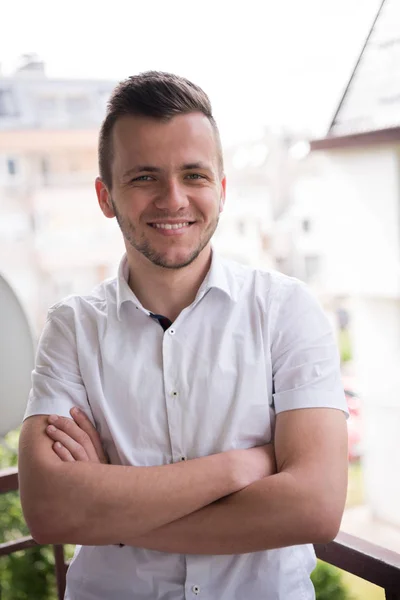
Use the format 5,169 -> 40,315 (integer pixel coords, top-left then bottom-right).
99,71 -> 223,189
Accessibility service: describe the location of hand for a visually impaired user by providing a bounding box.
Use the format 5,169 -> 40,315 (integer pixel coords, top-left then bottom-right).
45,408 -> 108,464
230,443 -> 277,489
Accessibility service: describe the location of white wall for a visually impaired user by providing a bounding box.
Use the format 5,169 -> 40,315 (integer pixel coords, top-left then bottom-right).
315,145 -> 400,297
350,295 -> 400,526
311,143 -> 400,528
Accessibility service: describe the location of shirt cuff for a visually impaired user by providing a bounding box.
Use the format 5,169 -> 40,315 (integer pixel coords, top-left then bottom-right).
273,388 -> 349,418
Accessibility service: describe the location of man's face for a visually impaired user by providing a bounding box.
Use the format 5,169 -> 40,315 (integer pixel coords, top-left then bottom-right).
97,112 -> 226,269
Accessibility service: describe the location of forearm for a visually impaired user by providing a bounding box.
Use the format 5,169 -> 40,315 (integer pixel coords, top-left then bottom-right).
20,453 -> 241,546
20,416 -> 277,546
129,471 -> 340,554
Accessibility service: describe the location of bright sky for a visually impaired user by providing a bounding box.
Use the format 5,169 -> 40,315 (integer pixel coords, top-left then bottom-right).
1,0 -> 382,145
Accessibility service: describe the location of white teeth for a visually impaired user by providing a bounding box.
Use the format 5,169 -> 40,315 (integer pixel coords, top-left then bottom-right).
152,222 -> 190,230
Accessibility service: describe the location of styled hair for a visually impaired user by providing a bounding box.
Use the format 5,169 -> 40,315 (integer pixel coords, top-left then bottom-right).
99,71 -> 223,189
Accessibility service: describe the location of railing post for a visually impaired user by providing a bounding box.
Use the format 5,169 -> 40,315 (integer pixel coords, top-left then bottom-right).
385,589 -> 400,600
53,544 -> 67,600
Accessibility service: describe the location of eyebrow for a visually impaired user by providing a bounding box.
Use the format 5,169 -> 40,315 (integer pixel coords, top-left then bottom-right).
180,162 -> 211,171
122,162 -> 212,180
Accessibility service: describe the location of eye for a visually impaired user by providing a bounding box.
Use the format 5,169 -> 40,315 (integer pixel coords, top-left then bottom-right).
131,175 -> 154,182
185,173 -> 205,180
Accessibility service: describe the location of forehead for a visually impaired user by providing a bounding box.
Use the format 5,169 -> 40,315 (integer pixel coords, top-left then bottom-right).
112,112 -> 219,174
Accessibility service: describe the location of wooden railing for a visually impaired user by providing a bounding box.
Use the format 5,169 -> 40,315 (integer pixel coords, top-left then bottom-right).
0,467 -> 67,599
315,533 -> 400,599
2,467 -> 400,599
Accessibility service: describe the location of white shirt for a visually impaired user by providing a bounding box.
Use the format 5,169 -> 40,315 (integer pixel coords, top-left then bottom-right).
25,252 -> 348,600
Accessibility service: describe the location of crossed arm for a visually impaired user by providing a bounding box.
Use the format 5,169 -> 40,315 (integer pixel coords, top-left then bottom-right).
130,408 -> 348,554
18,406 -> 348,554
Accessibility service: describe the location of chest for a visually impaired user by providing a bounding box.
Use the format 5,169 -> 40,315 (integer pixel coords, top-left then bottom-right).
78,300 -> 274,465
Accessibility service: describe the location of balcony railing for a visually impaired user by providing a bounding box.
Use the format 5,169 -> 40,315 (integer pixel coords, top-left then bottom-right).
2,467 -> 400,600
0,467 -> 67,599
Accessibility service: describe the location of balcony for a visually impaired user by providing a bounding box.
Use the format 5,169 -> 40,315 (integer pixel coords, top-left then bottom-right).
1,466 -> 400,599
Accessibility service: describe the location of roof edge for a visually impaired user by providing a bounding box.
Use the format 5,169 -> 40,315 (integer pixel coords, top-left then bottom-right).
310,126 -> 400,151
327,0 -> 386,134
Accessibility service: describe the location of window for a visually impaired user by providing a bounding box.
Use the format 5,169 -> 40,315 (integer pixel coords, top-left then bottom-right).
41,157 -> 50,184
7,159 -> 17,176
0,89 -> 18,117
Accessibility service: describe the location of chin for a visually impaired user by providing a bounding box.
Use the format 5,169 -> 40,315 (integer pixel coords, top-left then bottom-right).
153,256 -> 198,270
150,247 -> 205,270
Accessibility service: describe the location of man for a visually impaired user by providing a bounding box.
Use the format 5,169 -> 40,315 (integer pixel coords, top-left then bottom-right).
19,71 -> 348,600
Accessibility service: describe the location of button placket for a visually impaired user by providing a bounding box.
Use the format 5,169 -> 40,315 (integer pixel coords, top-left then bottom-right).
186,555 -> 209,599
162,327 -> 185,466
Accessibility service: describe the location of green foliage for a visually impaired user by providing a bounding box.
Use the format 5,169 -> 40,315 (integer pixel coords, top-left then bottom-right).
339,329 -> 353,363
0,544 -> 57,600
312,560 -> 352,600
0,430 -> 58,600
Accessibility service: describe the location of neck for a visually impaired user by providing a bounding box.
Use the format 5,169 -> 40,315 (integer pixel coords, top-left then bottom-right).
126,246 -> 212,322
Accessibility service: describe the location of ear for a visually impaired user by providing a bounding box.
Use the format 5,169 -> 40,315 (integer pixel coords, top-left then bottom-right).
219,176 -> 227,213
95,177 -> 115,218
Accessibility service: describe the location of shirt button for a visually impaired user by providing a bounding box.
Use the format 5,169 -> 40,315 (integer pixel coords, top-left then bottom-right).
171,390 -> 178,397
169,328 -> 175,335
192,585 -> 200,595
180,456 -> 187,461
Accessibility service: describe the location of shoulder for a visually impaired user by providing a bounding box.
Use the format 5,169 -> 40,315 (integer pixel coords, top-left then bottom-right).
218,258 -> 327,340
219,255 -> 309,306
46,276 -> 118,327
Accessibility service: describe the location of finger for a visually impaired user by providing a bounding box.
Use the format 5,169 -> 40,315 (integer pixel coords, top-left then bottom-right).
46,424 -> 89,462
53,441 -> 75,463
48,414 -> 98,461
69,408 -> 108,464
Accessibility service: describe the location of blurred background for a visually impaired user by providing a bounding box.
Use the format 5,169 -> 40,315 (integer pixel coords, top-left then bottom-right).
1,0 -> 400,598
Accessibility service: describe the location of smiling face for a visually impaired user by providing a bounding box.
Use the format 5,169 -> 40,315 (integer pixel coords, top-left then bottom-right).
96,112 -> 226,270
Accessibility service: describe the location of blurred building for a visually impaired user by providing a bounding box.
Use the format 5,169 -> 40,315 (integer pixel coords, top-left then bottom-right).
0,55 -> 121,334
267,150 -> 327,286
0,55 -> 311,332
215,129 -> 314,271
310,0 -> 400,531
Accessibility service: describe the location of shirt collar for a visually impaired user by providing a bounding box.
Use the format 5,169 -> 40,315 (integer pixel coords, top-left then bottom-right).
116,249 -> 238,321
195,249 -> 238,303
116,255 -> 142,320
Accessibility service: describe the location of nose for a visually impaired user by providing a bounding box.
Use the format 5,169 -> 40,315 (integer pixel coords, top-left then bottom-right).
154,178 -> 189,212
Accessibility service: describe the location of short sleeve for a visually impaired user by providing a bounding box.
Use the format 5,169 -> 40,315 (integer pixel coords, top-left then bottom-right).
24,305 -> 94,424
271,279 -> 348,417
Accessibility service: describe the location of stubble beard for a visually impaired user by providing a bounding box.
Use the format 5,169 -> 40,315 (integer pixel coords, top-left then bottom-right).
111,198 -> 219,270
